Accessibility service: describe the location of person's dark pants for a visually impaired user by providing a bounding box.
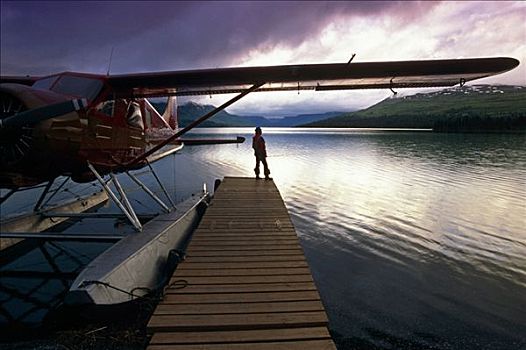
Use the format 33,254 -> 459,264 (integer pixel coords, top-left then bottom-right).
254,155 -> 270,178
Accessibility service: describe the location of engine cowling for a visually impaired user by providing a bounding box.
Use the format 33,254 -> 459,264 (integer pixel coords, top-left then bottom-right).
0,84 -> 86,188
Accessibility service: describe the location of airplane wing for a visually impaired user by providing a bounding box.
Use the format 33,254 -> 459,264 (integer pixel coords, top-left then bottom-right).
107,57 -> 519,98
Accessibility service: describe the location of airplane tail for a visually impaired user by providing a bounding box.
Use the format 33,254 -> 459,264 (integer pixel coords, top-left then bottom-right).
163,96 -> 178,130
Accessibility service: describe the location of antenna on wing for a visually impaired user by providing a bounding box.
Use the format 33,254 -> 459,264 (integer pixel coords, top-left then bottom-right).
347,53 -> 356,65
106,47 -> 115,76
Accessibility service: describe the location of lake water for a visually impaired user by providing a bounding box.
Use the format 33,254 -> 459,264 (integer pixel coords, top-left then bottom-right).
1,128 -> 525,349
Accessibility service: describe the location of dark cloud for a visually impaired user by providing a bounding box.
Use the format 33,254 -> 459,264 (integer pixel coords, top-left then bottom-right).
1,1 -> 441,75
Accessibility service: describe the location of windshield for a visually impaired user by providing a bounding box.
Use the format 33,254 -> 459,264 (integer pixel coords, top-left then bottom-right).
51,75 -> 103,101
33,76 -> 59,90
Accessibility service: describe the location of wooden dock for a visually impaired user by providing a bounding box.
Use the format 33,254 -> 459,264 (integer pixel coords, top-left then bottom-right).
147,177 -> 336,349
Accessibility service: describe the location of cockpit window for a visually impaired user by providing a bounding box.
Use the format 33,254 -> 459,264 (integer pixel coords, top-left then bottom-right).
95,100 -> 115,117
126,100 -> 144,129
33,76 -> 58,90
51,75 -> 103,101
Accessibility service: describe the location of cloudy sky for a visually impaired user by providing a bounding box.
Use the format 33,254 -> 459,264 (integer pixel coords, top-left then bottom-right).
1,1 -> 525,116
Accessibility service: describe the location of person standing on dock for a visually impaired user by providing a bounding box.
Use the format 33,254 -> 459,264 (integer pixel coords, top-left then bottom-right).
252,127 -> 271,180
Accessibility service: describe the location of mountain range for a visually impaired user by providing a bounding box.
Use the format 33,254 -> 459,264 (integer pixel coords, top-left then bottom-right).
151,101 -> 345,127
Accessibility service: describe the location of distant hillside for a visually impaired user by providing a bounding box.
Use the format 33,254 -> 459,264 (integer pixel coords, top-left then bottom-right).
305,85 -> 526,132
151,101 -> 346,127
265,112 -> 344,127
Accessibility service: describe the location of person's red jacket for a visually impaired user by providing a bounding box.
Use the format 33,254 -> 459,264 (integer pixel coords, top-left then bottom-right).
252,134 -> 266,157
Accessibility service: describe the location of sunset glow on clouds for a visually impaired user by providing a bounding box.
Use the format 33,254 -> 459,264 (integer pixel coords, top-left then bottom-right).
1,1 -> 524,115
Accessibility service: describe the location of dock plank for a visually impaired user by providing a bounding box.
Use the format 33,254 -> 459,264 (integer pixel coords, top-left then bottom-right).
186,255 -> 307,263
201,211 -> 291,216
150,326 -> 331,344
169,274 -> 314,285
177,261 -> 308,270
148,339 -> 336,350
186,249 -> 305,257
187,244 -> 302,252
191,231 -> 297,237
189,235 -> 298,242
187,240 -> 300,247
162,290 -> 321,304
175,267 -> 312,277
148,311 -> 328,332
154,300 -> 325,315
164,282 -> 317,294
147,177 -> 335,349
197,223 -> 295,230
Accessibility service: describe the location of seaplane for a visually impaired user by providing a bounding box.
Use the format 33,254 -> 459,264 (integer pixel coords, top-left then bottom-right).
0,56 -> 519,305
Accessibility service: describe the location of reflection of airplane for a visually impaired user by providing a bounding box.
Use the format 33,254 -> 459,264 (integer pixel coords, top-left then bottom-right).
0,57 -> 519,189
0,239 -> 108,327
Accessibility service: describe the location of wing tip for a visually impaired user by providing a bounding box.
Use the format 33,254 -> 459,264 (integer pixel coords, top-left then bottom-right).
498,57 -> 520,71
509,57 -> 520,68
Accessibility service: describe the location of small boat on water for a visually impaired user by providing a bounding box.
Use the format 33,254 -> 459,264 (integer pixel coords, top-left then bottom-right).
65,192 -> 209,305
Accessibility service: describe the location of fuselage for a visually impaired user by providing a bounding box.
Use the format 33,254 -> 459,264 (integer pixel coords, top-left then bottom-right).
0,72 -> 178,188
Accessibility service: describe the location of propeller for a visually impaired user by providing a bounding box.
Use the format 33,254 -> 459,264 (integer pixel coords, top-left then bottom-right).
0,94 -> 88,165
0,98 -> 88,128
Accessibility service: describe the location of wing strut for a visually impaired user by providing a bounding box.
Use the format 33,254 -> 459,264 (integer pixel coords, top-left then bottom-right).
125,82 -> 264,167
389,78 -> 397,95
